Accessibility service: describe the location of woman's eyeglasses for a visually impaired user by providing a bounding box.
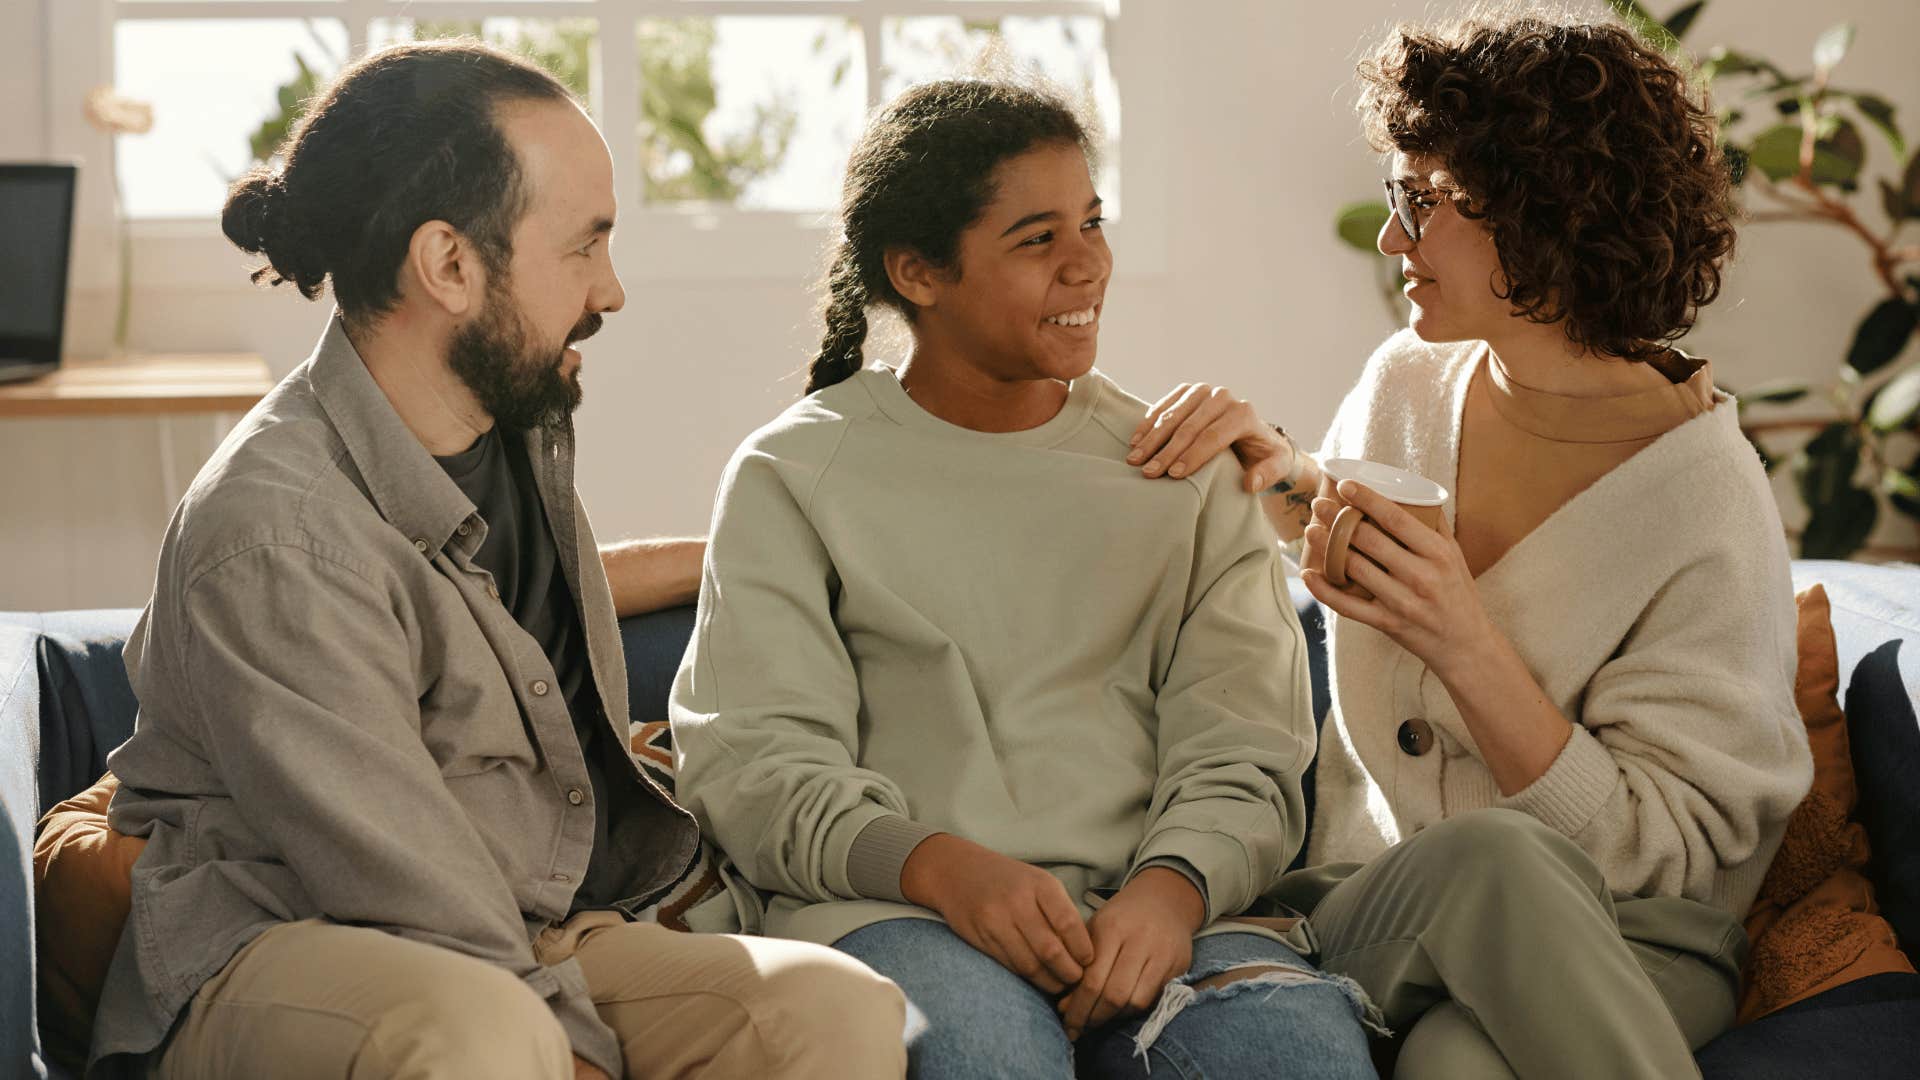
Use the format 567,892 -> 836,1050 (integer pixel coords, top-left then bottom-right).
1382,179 -> 1453,243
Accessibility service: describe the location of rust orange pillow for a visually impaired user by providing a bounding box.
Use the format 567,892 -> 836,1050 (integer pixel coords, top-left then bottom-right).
32,772 -> 148,1071
1738,584 -> 1915,1023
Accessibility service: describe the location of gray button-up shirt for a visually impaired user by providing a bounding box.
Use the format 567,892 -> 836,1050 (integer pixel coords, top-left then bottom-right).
90,317 -> 700,1076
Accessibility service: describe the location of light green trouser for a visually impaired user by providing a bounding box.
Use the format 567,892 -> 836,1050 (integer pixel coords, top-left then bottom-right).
1275,808 -> 1744,1080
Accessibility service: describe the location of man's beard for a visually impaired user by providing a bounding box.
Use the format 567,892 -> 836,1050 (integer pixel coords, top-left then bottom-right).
446,276 -> 599,434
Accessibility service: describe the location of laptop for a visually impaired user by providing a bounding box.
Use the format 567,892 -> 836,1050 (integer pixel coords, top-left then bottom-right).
0,163 -> 79,383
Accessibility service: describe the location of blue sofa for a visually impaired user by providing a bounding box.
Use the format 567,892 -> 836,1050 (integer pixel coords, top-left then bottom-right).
5,562 -> 1918,1078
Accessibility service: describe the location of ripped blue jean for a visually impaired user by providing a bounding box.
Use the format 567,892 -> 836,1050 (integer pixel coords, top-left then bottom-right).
834,918 -> 1378,1080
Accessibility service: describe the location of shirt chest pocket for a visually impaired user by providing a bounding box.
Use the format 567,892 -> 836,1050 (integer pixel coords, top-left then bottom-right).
420,671 -> 540,777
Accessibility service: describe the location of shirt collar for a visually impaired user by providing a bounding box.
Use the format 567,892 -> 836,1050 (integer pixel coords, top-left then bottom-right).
308,313 -> 478,558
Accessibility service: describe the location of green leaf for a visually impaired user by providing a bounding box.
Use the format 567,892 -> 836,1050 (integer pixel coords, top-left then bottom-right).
1747,125 -> 1803,181
1794,421 -> 1877,557
1817,117 -> 1866,185
1891,453 -> 1920,521
1743,380 -> 1812,406
1801,486 -> 1879,558
1882,179 -> 1912,226
1701,47 -> 1782,82
1813,23 -> 1856,75
1847,93 -> 1904,159
1905,147 -> 1920,212
1846,298 -> 1920,374
1867,366 -> 1920,431
1746,121 -> 1864,186
1663,1 -> 1706,40
1885,465 -> 1920,501
1797,422 -> 1863,507
1605,0 -> 1681,53
1335,202 -> 1391,252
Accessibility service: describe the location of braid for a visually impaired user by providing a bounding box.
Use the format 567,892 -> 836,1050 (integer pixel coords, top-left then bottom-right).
803,78 -> 1090,397
808,247 -> 869,393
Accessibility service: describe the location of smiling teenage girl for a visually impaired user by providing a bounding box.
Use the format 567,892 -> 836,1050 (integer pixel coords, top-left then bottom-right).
1128,12 -> 1812,1079
670,80 -> 1377,1079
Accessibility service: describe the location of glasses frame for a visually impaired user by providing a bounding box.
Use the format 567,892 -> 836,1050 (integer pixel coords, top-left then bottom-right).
1383,178 -> 1468,245
1383,178 -> 1428,243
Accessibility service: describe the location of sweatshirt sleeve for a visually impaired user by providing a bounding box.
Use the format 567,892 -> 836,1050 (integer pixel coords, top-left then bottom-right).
670,442 -> 931,904
1499,537 -> 1812,906
1130,463 -> 1317,922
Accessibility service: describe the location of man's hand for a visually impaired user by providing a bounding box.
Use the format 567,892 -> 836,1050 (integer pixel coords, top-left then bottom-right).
1057,867 -> 1204,1041
901,834 -> 1097,995
572,1054 -> 614,1080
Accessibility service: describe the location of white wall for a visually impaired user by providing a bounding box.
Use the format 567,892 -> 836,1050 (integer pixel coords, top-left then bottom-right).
4,0 -> 1918,610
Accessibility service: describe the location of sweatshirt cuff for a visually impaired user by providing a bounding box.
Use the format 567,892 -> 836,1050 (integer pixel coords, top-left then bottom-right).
1499,724 -> 1619,839
1131,857 -> 1210,909
845,815 -> 943,902
1132,827 -> 1252,924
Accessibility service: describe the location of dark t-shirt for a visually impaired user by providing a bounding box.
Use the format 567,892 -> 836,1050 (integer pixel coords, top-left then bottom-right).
436,425 -> 636,910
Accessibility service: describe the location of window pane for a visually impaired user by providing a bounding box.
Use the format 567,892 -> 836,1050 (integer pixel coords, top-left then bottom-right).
637,17 -> 866,211
114,19 -> 349,219
880,16 -> 1119,209
369,18 -> 597,107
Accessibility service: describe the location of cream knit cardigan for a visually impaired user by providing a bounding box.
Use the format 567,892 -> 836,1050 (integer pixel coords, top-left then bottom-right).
1305,331 -> 1813,918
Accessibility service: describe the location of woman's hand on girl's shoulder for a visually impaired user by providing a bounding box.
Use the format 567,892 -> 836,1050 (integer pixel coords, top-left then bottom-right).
1128,383 -> 1293,493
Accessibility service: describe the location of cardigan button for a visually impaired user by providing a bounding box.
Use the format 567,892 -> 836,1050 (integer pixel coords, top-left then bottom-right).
1397,718 -> 1435,757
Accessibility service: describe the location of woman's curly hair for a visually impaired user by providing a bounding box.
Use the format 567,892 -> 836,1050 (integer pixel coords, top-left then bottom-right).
1357,9 -> 1736,361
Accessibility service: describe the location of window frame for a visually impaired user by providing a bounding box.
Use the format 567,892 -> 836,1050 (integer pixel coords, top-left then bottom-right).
49,0 -> 1168,292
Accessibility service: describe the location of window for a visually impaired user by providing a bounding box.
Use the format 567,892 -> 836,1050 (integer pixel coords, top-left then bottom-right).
50,1 -> 1159,285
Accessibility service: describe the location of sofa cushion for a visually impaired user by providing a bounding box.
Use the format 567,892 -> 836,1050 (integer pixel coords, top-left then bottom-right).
0,611 -> 142,814
1,624 -> 46,1080
1698,971 -> 1920,1078
1738,585 -> 1913,1022
1791,563 -> 1920,961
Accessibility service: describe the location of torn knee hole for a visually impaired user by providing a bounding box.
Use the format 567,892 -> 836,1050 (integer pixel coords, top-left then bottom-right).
1130,963 -> 1394,1062
1191,964 -> 1297,993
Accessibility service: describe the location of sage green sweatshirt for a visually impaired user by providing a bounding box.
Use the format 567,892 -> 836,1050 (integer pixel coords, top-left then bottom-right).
670,366 -> 1314,947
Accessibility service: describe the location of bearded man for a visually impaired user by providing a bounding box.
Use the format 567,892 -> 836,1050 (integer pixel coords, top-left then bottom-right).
84,40 -> 905,1080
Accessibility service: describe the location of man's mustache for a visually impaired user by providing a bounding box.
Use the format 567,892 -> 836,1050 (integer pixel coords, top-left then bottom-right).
568,313 -> 603,345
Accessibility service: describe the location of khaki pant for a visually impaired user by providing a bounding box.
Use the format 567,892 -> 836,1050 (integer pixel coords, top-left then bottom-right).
155,912 -> 908,1080
1276,808 -> 1744,1080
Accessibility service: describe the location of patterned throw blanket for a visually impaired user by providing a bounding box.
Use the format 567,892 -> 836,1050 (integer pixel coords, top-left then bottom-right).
627,719 -> 748,932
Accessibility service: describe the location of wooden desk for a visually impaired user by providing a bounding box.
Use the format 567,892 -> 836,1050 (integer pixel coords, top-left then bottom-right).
0,354 -> 274,418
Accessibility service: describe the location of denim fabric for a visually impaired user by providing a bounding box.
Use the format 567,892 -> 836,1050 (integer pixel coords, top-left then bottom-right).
835,918 -> 1376,1080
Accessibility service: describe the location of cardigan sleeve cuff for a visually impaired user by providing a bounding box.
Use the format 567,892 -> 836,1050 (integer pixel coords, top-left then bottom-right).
844,814 -> 943,903
1499,724 -> 1619,839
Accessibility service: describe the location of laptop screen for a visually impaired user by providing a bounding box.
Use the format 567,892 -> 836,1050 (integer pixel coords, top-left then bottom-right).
0,164 -> 78,375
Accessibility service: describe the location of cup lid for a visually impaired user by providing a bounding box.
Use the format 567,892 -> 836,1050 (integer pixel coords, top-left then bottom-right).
1320,458 -> 1449,506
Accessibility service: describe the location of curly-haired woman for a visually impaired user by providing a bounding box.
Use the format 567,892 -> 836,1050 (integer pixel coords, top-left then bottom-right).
1128,11 -> 1813,1078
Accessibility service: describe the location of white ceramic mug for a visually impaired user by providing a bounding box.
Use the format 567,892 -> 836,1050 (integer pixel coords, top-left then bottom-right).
1309,458 -> 1450,594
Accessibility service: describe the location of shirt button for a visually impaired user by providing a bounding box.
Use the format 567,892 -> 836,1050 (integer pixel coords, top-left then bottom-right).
551,872 -> 570,883
456,522 -> 472,536
412,538 -> 429,554
567,788 -> 585,806
532,680 -> 550,697
1398,718 -> 1435,757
